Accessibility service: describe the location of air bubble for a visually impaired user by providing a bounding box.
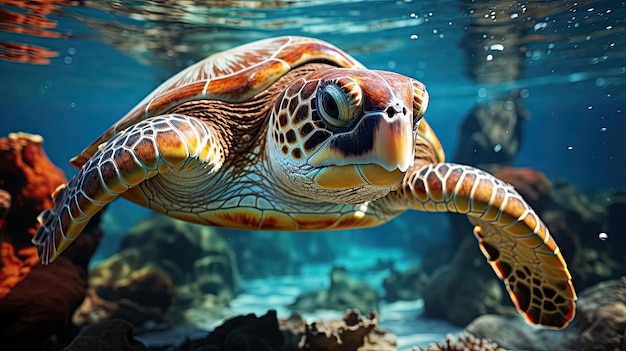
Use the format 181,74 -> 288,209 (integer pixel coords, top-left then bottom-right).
600,127 -> 607,132
598,232 -> 608,241
410,34 -> 418,40
493,144 -> 502,152
520,89 -> 529,98
68,47 -> 76,55
567,146 -> 574,150
64,56 -> 72,64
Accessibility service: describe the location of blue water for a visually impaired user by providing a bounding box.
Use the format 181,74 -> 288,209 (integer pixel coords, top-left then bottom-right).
1,0 -> 625,349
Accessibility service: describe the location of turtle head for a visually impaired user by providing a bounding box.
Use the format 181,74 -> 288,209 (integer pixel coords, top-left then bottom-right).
266,68 -> 429,203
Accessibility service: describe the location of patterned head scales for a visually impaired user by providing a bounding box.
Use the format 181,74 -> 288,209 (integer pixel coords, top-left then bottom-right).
266,68 -> 429,204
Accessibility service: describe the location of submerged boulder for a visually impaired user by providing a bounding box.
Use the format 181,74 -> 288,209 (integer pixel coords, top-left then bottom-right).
82,215 -> 243,326
289,266 -> 379,315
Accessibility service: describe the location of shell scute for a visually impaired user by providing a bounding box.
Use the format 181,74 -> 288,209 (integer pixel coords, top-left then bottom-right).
71,36 -> 364,168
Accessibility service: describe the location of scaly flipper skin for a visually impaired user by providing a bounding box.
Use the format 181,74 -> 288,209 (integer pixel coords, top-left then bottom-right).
32,114 -> 223,264
398,163 -> 576,329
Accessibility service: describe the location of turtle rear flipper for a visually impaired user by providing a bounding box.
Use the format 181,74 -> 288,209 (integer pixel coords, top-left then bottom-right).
398,163 -> 576,329
33,114 -> 224,264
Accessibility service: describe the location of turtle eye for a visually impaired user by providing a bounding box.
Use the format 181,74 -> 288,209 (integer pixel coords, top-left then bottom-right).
317,82 -> 359,128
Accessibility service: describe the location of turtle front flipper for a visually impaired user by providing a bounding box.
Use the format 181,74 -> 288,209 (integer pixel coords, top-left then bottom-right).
32,114 -> 224,264
399,163 -> 576,329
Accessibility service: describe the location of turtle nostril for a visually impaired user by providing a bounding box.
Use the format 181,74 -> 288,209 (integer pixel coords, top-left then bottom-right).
386,103 -> 403,118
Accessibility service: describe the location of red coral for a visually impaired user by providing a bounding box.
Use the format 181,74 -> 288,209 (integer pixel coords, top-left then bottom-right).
0,132 -> 66,298
0,132 -> 103,350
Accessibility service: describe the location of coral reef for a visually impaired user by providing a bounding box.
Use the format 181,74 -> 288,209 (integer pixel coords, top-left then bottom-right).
414,332 -> 507,351
382,262 -> 428,302
0,129 -> 621,351
119,214 -> 241,296
80,214 -> 242,326
302,310 -> 396,351
69,310 -> 395,351
289,266 -> 379,314
73,266 -> 175,327
0,133 -> 65,297
0,132 -> 103,350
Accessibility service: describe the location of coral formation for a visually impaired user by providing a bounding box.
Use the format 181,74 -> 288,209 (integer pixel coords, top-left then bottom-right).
70,310 -> 394,351
80,214 -> 242,325
0,131 -> 622,351
303,309 -> 396,351
414,332 -> 507,351
0,132 -> 103,350
73,266 -> 175,327
289,266 -> 379,314
0,133 -> 65,298
383,262 -> 428,302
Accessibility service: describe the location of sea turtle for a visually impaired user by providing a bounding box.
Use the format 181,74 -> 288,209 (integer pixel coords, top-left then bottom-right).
32,36 -> 576,328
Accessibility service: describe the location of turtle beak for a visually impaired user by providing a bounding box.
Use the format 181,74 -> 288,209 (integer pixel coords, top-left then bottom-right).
369,106 -> 415,172
309,103 -> 415,173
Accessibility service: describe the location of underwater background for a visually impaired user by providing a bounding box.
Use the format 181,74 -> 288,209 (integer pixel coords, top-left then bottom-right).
1,1 -> 625,350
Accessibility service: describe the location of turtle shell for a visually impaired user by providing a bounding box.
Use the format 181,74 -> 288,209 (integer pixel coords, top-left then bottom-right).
71,36 -> 365,168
